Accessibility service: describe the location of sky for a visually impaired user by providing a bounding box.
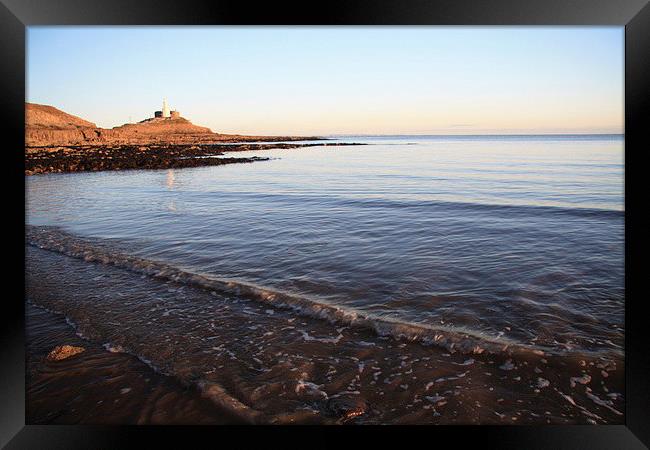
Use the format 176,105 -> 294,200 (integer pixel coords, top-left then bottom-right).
27,27 -> 624,135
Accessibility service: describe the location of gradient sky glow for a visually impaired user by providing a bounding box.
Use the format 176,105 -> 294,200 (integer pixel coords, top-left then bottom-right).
27,27 -> 624,135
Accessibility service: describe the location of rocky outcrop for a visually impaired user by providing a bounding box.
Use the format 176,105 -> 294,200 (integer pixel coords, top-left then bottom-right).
25,142 -> 365,175
113,117 -> 212,135
25,103 -> 216,147
26,103 -> 103,147
25,103 -> 321,147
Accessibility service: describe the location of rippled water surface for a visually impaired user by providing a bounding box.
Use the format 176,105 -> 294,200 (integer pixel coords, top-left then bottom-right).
26,135 -> 624,356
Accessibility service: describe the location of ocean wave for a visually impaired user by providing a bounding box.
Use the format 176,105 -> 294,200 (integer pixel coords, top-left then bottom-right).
26,225 -> 616,359
201,191 -> 624,218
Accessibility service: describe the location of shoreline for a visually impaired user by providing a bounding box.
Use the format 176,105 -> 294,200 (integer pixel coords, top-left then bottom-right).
24,142 -> 367,175
26,301 -> 243,424
26,233 -> 625,425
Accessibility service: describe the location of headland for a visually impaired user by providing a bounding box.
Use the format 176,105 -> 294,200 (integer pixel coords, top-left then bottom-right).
25,102 -> 364,175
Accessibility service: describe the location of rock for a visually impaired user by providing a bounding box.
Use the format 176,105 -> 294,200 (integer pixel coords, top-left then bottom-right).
46,345 -> 85,361
325,395 -> 368,423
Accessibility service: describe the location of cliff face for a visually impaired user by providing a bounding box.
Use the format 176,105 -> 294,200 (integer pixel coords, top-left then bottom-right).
25,103 -> 215,147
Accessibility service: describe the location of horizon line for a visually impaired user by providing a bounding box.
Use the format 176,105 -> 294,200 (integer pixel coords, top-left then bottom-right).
325,132 -> 624,137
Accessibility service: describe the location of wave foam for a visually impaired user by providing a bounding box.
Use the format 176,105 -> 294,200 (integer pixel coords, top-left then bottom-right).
27,225 -> 560,358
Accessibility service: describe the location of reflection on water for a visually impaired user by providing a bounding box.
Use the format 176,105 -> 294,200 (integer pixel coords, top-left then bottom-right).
166,169 -> 175,189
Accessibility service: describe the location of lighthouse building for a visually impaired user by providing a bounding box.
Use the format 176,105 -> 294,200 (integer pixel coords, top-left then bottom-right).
153,98 -> 180,119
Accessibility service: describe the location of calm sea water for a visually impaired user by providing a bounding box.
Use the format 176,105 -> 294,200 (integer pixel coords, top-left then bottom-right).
26,135 -> 624,356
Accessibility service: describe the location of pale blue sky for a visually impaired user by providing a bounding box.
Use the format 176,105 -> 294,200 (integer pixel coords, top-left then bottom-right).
27,27 -> 623,135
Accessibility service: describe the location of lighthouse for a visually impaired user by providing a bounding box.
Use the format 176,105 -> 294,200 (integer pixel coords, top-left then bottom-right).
162,98 -> 170,118
153,99 -> 180,119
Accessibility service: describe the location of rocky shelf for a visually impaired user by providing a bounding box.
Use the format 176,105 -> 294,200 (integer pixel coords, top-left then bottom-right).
25,142 -> 367,175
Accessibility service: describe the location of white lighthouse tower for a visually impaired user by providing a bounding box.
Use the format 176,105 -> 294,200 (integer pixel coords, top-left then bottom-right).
162,98 -> 170,118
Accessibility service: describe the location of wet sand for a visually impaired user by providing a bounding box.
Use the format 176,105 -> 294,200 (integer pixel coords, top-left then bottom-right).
26,302 -> 243,424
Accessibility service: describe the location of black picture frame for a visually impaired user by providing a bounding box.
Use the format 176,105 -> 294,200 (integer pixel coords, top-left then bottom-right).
2,0 -> 649,448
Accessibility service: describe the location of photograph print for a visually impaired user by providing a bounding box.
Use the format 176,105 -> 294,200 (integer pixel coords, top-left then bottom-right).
25,26 -> 624,425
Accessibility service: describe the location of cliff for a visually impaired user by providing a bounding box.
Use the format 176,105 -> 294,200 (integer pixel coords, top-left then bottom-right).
26,103 -> 101,147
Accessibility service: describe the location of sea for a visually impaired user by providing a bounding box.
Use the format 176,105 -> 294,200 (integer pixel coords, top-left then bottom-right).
25,134 -> 625,424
